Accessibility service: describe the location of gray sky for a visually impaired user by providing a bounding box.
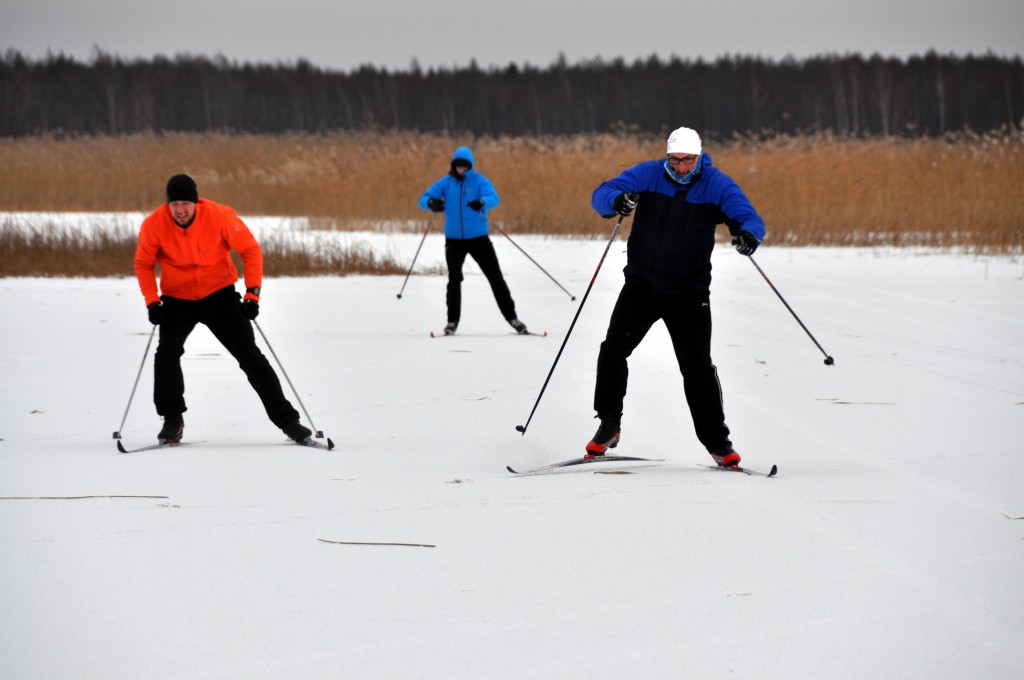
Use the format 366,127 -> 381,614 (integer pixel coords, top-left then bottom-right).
3,0 -> 1021,71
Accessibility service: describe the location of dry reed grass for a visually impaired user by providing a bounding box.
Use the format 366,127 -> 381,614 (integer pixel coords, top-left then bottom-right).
1,129 -> 1021,253
0,220 -> 409,278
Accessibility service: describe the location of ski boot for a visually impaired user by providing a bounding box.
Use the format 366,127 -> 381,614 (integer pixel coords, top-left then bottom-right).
585,414 -> 621,458
508,319 -> 529,335
283,421 -> 313,444
443,322 -> 458,336
709,445 -> 741,468
157,414 -> 184,444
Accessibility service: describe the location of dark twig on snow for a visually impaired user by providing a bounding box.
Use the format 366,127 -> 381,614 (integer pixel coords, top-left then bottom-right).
318,538 -> 435,548
0,495 -> 169,500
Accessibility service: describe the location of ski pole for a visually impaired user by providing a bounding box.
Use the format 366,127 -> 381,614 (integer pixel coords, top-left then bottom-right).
396,214 -> 434,299
495,226 -> 576,301
113,324 -> 157,439
516,214 -> 628,435
747,255 -> 835,366
252,319 -> 326,439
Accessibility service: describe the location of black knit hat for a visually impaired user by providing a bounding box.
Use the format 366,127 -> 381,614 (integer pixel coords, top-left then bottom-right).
166,174 -> 198,203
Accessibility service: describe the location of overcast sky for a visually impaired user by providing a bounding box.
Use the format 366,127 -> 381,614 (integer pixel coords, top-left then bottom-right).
3,0 -> 1021,71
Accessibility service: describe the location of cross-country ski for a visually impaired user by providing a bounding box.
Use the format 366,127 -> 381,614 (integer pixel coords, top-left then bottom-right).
116,440 -> 205,454
507,454 -> 665,476
116,437 -> 334,453
430,329 -> 547,338
700,463 -> 778,477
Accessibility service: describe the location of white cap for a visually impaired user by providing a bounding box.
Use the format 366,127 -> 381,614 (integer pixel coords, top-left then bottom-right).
666,127 -> 702,156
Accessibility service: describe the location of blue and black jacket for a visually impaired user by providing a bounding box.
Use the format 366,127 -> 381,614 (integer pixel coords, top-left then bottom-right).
418,147 -> 499,240
592,153 -> 765,293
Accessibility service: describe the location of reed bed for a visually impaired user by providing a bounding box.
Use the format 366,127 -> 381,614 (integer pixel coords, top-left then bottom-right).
0,220 -> 410,278
1,129 -> 1021,254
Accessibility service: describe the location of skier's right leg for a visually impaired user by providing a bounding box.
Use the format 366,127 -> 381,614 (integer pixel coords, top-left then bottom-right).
444,238 -> 469,327
153,296 -> 198,440
590,281 -> 659,454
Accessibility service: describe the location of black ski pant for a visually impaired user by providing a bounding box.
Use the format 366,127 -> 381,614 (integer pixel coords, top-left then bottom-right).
444,236 -> 517,324
594,279 -> 731,452
153,286 -> 299,429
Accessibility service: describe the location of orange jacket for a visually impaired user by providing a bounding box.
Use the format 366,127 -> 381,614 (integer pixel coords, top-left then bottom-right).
134,198 -> 263,307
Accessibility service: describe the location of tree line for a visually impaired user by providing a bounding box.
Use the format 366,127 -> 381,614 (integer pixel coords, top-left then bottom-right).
1,49 -> 1021,138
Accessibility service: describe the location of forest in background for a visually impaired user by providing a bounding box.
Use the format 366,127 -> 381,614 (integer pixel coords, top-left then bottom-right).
1,50 -> 1021,138
1,49 -> 1021,277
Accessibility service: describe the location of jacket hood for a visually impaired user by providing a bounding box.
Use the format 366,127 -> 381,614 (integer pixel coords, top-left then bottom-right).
451,146 -> 475,169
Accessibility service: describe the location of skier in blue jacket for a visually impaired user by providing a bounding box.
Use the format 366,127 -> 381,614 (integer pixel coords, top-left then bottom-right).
419,146 -> 529,335
586,126 -> 766,469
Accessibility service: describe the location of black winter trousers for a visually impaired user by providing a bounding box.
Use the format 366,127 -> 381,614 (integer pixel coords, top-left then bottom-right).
594,279 -> 731,452
445,236 -> 517,323
153,286 -> 299,428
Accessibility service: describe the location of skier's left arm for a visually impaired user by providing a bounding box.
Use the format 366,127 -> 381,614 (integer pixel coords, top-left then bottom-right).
719,181 -> 766,246
472,175 -> 499,211
226,214 -> 264,302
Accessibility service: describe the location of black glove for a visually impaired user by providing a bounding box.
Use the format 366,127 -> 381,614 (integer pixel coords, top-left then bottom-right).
467,199 -> 485,212
147,302 -> 163,325
241,300 -> 260,320
427,198 -> 445,212
732,231 -> 759,256
612,192 -> 639,216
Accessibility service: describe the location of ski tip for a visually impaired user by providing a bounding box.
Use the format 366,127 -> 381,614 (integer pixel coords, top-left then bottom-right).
116,440 -> 128,454
506,465 -> 519,474
768,464 -> 778,477
327,438 -> 335,451
429,331 -> 436,338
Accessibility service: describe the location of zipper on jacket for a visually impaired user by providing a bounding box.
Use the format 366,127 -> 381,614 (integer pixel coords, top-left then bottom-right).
458,182 -> 465,239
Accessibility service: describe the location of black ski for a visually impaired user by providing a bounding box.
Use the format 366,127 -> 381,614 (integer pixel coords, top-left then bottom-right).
430,330 -> 548,338
117,437 -> 334,453
701,463 -> 778,477
294,437 -> 335,451
507,454 -> 664,476
116,440 -> 204,454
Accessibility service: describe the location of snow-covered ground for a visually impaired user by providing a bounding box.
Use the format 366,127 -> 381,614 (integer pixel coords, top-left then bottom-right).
2,224 -> 1023,679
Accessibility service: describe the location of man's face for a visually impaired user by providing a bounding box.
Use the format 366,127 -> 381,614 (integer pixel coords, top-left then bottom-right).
169,200 -> 196,226
667,154 -> 699,170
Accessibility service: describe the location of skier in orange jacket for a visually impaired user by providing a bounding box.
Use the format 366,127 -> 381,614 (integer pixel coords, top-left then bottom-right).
134,174 -> 313,444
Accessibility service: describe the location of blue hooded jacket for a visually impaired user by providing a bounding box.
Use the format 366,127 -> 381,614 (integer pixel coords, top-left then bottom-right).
418,147 -> 499,240
592,153 -> 766,293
